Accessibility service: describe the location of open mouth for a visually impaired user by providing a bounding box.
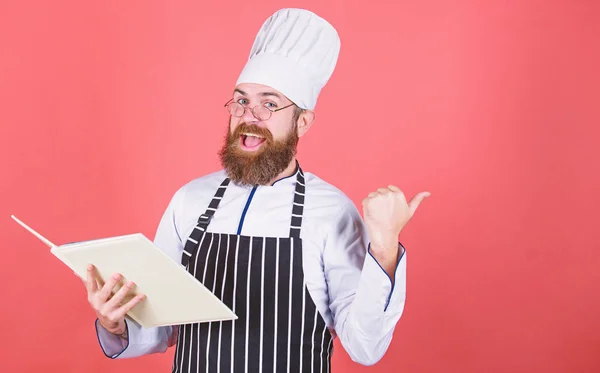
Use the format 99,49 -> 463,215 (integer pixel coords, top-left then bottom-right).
240,133 -> 267,151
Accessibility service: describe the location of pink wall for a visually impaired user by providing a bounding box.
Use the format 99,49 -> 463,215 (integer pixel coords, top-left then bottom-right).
1,0 -> 599,372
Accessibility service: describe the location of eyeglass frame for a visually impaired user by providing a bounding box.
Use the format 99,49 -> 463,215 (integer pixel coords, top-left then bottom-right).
224,98 -> 296,121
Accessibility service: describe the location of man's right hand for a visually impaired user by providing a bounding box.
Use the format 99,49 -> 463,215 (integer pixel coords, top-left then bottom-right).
84,264 -> 146,337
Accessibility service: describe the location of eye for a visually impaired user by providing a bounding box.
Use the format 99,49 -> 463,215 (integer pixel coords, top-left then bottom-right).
237,98 -> 249,105
264,102 -> 277,109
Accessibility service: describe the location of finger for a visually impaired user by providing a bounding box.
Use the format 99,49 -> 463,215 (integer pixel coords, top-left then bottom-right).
95,273 -> 105,291
86,264 -> 98,293
387,185 -> 401,192
105,281 -> 136,309
377,187 -> 390,194
113,294 -> 146,319
388,185 -> 406,201
98,273 -> 123,303
368,192 -> 378,198
408,191 -> 431,215
92,265 -> 107,293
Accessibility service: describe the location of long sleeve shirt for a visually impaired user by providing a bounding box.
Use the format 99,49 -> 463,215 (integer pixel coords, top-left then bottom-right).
95,168 -> 407,366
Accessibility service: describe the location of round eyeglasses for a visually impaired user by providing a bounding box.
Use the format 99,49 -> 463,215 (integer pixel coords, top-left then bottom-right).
224,99 -> 296,121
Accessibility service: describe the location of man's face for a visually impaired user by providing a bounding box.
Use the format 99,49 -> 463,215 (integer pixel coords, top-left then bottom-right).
229,83 -> 298,148
218,83 -> 300,186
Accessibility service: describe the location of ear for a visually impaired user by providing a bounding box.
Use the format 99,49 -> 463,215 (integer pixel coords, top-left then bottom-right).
297,110 -> 316,138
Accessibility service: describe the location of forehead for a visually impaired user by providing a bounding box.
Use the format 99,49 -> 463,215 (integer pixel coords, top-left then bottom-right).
234,83 -> 289,102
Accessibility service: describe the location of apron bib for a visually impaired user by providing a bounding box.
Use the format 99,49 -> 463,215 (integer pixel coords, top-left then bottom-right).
172,167 -> 333,373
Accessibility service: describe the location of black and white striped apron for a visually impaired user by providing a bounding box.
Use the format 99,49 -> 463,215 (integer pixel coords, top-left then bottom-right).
172,167 -> 334,373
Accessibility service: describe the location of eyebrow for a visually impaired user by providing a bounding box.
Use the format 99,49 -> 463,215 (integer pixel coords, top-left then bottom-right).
234,89 -> 283,101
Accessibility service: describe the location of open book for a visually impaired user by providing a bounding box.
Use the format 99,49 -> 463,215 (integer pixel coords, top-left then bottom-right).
11,215 -> 237,328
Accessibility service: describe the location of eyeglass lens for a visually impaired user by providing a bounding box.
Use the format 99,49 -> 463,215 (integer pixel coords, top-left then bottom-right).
227,102 -> 272,121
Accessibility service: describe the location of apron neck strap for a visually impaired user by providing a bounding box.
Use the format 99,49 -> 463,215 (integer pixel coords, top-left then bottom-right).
289,166 -> 306,239
197,164 -> 306,238
196,178 -> 230,231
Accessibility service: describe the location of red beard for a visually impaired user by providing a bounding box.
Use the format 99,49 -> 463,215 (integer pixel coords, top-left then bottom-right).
218,122 -> 299,186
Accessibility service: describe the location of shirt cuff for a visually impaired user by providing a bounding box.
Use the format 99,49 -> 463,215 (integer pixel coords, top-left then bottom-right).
366,242 -> 406,312
95,319 -> 129,358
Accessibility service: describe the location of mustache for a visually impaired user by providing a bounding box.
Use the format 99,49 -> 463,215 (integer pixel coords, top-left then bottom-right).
232,123 -> 273,141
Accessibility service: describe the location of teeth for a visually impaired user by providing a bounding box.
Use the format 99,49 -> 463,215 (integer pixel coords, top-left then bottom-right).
242,133 -> 264,138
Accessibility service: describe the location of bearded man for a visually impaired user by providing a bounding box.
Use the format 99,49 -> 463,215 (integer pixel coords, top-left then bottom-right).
85,8 -> 430,373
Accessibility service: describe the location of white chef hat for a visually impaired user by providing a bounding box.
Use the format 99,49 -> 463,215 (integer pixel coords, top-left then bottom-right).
235,8 -> 341,110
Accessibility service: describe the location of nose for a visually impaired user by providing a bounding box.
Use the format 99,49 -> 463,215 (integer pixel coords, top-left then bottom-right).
240,106 -> 263,125
239,106 -> 257,123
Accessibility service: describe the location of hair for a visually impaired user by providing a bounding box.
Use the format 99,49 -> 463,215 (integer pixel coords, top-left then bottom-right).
218,104 -> 306,186
292,106 -> 306,126
219,121 -> 299,186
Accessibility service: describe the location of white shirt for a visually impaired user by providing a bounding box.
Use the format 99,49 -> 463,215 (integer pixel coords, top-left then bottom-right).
96,167 -> 407,366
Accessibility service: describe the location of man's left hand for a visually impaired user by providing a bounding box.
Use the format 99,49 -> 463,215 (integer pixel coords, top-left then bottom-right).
362,185 -> 430,279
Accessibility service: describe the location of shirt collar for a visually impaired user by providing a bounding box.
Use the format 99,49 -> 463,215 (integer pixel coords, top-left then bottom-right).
227,161 -> 301,189
270,162 -> 300,187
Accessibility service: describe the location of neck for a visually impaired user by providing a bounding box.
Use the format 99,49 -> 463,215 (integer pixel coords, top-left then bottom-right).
268,158 -> 297,185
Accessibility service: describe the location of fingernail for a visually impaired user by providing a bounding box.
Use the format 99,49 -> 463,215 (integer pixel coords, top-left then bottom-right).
113,273 -> 120,280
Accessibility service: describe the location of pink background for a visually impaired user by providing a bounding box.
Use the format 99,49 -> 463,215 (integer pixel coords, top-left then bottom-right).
1,0 -> 599,372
